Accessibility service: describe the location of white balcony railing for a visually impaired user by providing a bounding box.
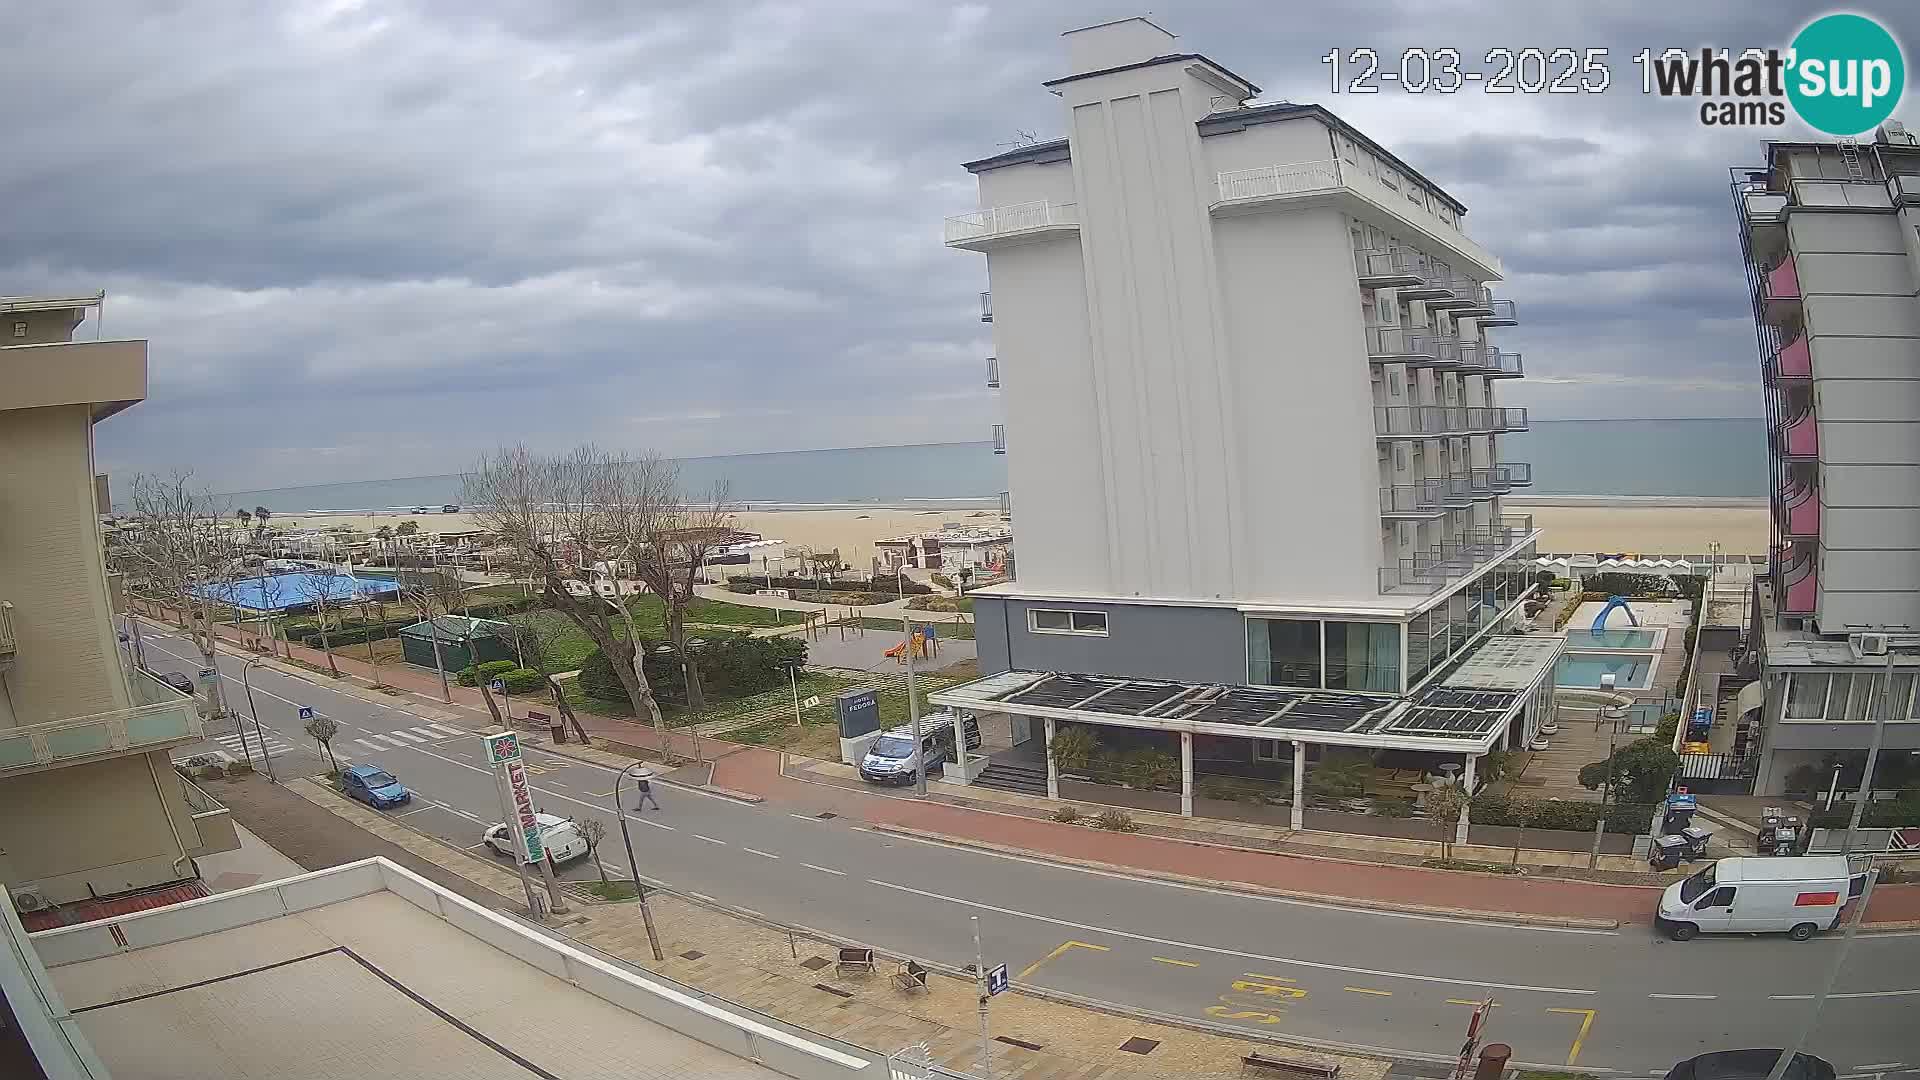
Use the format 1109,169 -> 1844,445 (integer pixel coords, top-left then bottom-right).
1216,159 -> 1502,277
0,697 -> 201,776
944,200 -> 1079,246
0,601 -> 14,660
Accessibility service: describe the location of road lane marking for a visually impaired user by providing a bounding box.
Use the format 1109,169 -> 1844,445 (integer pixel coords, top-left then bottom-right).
354,739 -> 383,751
1857,1066 -> 1907,1073
587,791 -> 615,798
742,847 -> 780,860
1242,973 -> 1295,983
1648,993 -> 1717,1000
387,730 -> 427,743
397,806 -> 435,817
370,734 -> 408,747
1445,999 -> 1504,1007
875,827 -> 1615,935
694,834 -> 727,845
1547,1007 -> 1596,1066
803,864 -> 846,876
1153,957 -> 1199,968
867,879 -> 1596,996
633,818 -> 675,830
789,813 -> 823,822
1344,987 -> 1393,996
1016,940 -> 1109,981
689,892 -> 719,904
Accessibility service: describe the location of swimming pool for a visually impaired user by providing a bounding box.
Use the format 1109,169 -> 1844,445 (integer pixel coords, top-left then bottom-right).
1556,651 -> 1657,690
1562,628 -> 1661,650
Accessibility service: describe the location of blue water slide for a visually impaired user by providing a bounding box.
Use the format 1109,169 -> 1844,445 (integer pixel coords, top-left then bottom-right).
1592,595 -> 1639,634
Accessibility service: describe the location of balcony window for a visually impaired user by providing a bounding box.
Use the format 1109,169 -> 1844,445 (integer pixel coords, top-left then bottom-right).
1028,608 -> 1107,636
1248,618 -> 1400,693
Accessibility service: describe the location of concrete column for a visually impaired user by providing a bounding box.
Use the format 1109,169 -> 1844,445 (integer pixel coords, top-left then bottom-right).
1291,741 -> 1306,832
1456,753 -> 1478,845
1180,732 -> 1194,817
1043,716 -> 1060,800
952,710 -> 968,778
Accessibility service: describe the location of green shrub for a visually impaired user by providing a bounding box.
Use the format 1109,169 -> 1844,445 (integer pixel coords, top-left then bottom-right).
498,667 -> 545,694
1373,798 -> 1417,819
1093,809 -> 1137,832
577,635 -> 809,704
1048,726 -> 1099,773
1470,794 -> 1656,834
464,660 -> 518,688
1583,572 -> 1675,598
1307,751 -> 1371,800
1421,858 -> 1523,874
1051,805 -> 1081,823
225,761 -> 254,776
930,573 -> 955,591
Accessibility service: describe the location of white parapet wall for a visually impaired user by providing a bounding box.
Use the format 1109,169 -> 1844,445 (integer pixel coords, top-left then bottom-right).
28,857 -> 877,1080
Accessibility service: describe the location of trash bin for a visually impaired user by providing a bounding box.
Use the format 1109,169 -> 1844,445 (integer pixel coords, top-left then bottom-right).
1680,825 -> 1713,860
1650,834 -> 1687,870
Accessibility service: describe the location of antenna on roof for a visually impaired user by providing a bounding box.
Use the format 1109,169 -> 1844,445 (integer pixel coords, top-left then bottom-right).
996,129 -> 1039,151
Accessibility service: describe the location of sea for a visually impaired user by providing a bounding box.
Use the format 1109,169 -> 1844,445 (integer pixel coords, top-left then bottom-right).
219,418 -> 1768,513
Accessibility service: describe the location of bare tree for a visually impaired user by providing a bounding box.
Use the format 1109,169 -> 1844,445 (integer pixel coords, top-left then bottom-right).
506,611 -> 592,744
1426,780 -> 1470,862
253,567 -> 290,658
624,461 -> 735,710
305,714 -> 341,773
396,561 -> 463,702
296,571 -> 347,676
464,445 -> 667,733
357,597 -> 386,686
577,818 -> 609,885
115,472 -> 243,723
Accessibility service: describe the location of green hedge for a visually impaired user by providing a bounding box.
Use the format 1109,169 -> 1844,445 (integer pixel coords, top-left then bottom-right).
457,660 -> 519,687
1470,794 -> 1656,835
1807,795 -> 1920,830
578,636 -> 808,704
303,618 -> 413,648
725,573 -> 930,596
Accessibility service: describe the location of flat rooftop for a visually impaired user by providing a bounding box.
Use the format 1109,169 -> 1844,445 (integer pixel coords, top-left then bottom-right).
22,859 -> 868,1080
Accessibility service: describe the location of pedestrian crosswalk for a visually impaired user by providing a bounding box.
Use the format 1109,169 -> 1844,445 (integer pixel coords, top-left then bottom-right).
350,724 -> 471,754
213,729 -> 294,761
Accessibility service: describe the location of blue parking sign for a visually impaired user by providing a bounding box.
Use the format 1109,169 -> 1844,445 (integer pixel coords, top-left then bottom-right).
985,963 -> 1008,996
298,706 -> 314,721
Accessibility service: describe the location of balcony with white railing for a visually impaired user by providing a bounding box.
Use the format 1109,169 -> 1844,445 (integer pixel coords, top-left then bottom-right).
986,356 -> 1000,389
979,291 -> 993,323
0,600 -> 14,664
1374,405 -> 1525,439
991,424 -> 1006,455
1480,298 -> 1518,326
945,201 -> 1080,252
0,695 -> 202,778
1366,327 -> 1455,367
178,773 -> 240,858
1355,248 -> 1429,288
1380,481 -> 1449,518
1214,159 -> 1502,279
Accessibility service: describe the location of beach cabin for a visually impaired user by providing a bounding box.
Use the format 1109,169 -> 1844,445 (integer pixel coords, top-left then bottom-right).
397,616 -> 515,673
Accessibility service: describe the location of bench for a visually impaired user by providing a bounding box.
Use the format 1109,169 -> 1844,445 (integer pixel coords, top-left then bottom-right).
890,959 -> 930,993
1242,1054 -> 1339,1079
835,946 -> 875,977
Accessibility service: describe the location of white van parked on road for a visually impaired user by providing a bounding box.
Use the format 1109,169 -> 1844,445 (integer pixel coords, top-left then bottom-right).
484,813 -> 591,866
1656,855 -> 1859,941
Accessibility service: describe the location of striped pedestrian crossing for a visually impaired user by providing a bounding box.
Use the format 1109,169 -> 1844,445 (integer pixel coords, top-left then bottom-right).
386,730 -> 427,744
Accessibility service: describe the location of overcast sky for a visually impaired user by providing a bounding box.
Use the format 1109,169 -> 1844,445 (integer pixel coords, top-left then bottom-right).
8,1 -> 1914,491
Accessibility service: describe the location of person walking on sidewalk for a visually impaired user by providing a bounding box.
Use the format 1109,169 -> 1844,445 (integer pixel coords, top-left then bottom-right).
633,769 -> 661,811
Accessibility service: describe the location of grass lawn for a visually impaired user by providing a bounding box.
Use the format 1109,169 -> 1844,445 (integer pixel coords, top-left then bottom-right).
831,616 -> 975,640
567,667 -> 967,744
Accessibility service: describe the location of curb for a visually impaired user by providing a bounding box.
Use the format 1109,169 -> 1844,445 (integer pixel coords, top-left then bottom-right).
869,823 -> 1625,930
778,754 -> 1669,890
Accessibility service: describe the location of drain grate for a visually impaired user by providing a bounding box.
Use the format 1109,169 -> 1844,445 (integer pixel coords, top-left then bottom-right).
800,956 -> 830,971
1118,1037 -> 1160,1055
813,983 -> 854,998
679,950 -> 705,961
995,1036 -> 1044,1052
816,811 -> 838,819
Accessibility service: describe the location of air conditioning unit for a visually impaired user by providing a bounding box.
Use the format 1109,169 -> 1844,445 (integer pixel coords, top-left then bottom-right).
1850,633 -> 1891,657
12,888 -> 47,913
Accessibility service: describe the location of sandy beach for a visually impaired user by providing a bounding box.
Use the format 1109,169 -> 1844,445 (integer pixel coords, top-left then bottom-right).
272,499 -> 1768,569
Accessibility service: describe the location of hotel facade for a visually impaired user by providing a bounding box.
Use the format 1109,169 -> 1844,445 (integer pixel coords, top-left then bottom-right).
1731,129 -> 1920,797
932,20 -> 1558,825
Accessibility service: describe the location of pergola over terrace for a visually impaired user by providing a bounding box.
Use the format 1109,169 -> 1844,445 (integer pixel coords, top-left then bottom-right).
929,635 -> 1563,833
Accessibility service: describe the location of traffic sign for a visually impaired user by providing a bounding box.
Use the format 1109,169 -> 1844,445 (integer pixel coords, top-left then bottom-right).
298,706 -> 314,721
199,668 -> 216,678
802,695 -> 822,709
985,963 -> 1009,997
489,680 -> 506,693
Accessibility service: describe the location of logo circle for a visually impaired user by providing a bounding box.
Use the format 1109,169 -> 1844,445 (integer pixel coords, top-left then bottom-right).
1787,13 -> 1906,137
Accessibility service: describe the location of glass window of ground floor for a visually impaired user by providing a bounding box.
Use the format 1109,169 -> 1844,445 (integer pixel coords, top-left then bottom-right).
1247,618 -> 1401,694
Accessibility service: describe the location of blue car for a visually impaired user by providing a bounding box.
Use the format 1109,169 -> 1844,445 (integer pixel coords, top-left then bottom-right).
341,764 -> 412,809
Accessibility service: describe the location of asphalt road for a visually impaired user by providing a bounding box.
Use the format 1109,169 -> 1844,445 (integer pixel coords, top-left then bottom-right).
134,622 -> 1920,1076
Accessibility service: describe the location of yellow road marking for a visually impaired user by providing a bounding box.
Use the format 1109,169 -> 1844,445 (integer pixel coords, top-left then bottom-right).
1016,940 -> 1109,981
1546,1008 -> 1596,1066
1241,973 -> 1296,982
1445,999 -> 1502,1007
1152,957 -> 1199,968
1232,978 -> 1308,999
1343,987 -> 1393,996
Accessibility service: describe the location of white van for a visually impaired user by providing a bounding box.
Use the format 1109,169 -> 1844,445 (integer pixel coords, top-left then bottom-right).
1656,856 -> 1858,941
483,813 -> 590,865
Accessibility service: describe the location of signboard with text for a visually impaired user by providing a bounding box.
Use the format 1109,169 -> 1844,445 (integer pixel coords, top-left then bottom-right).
836,689 -> 880,739
484,730 -> 544,864
484,731 -> 521,765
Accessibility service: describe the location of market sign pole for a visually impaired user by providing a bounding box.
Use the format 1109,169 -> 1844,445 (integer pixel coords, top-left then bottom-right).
484,731 -> 567,917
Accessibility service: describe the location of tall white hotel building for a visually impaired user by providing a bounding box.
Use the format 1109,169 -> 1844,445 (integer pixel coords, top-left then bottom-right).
930,19 -> 1560,824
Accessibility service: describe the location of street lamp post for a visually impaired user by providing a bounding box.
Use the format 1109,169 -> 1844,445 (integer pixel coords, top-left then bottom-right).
240,658 -> 277,783
612,763 -> 666,961
786,658 -> 803,727
1841,629 -> 1914,854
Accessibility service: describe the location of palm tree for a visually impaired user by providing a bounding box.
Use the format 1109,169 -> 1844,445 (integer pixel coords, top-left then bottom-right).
251,506 -> 272,544
235,509 -> 252,532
